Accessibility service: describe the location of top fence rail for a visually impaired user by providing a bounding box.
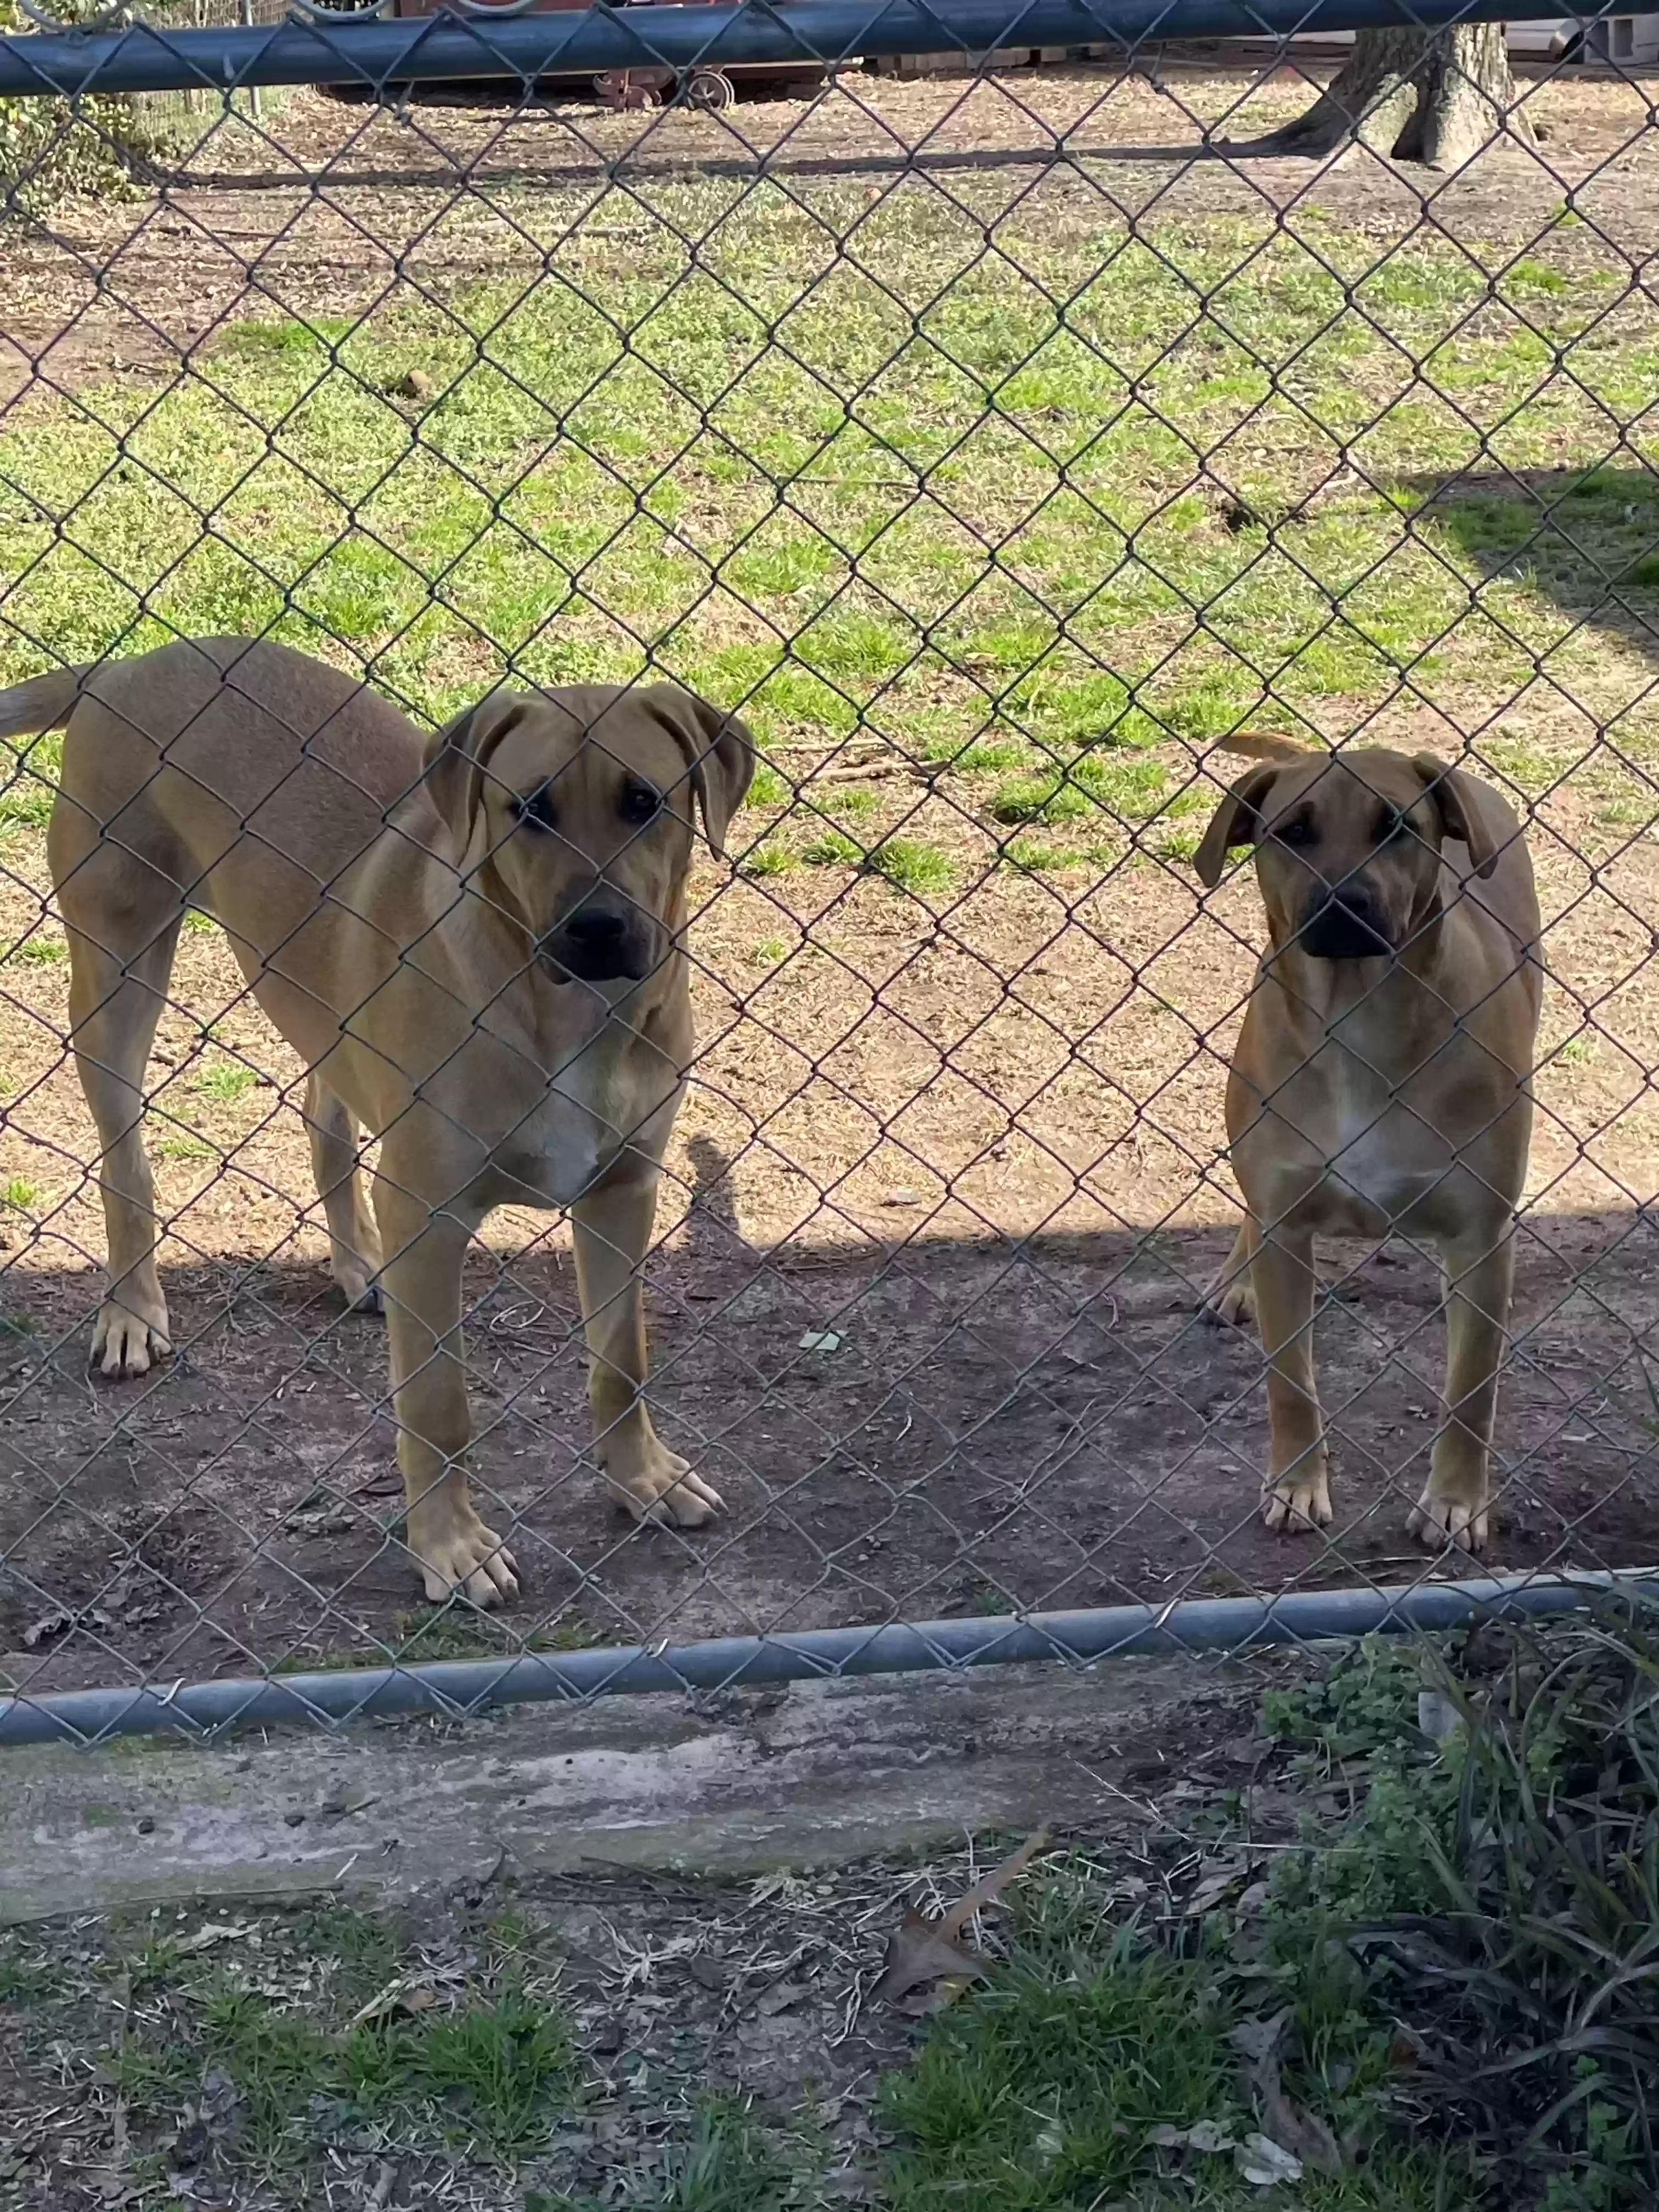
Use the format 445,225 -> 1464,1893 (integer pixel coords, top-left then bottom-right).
0,0 -> 1590,96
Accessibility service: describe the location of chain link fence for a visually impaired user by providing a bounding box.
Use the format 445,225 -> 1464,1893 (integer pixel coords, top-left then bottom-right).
1,0 -> 1657,1745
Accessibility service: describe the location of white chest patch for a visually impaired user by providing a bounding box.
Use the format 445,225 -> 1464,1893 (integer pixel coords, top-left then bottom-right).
499,1039 -> 625,1210
1321,1059 -> 1448,1226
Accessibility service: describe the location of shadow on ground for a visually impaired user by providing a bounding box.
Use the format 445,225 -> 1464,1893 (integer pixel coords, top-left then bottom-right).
2,1131 -> 1656,1701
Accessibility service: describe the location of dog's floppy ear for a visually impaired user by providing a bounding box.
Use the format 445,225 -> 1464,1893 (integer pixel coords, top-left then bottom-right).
1194,764 -> 1283,889
1411,753 -> 1500,879
421,692 -> 529,848
639,684 -> 755,857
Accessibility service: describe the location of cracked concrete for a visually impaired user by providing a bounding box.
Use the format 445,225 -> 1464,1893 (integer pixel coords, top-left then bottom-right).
1,1655 -> 1262,1923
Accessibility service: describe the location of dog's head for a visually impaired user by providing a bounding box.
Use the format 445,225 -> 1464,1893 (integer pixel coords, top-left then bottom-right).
1193,736 -> 1501,962
421,681 -> 754,989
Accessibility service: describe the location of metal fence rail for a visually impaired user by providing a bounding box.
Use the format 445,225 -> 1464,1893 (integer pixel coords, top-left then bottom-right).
0,0 -> 1570,97
2,0 -> 1658,1745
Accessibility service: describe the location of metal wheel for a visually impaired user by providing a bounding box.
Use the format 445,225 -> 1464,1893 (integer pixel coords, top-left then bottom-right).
684,67 -> 737,114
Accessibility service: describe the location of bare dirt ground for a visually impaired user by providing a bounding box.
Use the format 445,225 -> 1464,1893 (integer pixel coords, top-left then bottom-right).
4,61 -> 1659,1700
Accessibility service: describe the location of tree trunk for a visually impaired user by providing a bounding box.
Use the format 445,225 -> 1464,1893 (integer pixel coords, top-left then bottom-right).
1249,25 -> 1537,166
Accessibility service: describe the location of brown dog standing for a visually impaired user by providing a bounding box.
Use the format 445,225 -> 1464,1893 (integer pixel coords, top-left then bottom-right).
1195,735 -> 1541,1553
1,637 -> 753,1606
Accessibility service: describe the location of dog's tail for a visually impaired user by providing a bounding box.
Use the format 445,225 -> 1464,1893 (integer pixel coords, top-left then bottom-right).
0,666 -> 88,741
1212,731 -> 1317,764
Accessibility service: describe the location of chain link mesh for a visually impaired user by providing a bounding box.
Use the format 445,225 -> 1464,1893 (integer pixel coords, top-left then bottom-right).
1,5 -> 1656,1743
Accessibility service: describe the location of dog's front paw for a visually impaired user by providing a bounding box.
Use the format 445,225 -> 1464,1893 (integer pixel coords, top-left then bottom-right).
1202,1276 -> 1255,1329
92,1300 -> 171,1380
607,1437 -> 724,1529
1262,1464 -> 1333,1534
330,1243 -> 384,1315
409,1510 -> 520,1608
1408,1487 -> 1488,1555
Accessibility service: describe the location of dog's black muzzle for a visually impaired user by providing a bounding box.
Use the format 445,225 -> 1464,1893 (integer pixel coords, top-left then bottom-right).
540,898 -> 658,984
1299,888 -> 1396,961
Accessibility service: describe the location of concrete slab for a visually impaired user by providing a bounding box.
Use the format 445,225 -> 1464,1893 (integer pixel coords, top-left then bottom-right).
1,1655 -> 1257,1923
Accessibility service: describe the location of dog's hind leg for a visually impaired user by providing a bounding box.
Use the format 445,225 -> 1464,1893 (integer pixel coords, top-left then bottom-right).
303,1072 -> 382,1313
62,909 -> 182,1379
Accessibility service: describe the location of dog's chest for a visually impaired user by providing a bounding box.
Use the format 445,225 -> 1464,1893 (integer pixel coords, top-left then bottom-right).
1303,1048 -> 1455,1230
500,1048 -> 628,1208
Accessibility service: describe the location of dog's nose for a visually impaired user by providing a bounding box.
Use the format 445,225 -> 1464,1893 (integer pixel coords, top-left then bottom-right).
542,901 -> 647,984
1300,889 -> 1394,961
562,909 -> 625,952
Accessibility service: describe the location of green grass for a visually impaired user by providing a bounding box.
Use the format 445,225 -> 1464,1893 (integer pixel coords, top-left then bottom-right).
104,1955 -> 578,2177
738,838 -> 797,877
820,784 -> 881,821
0,732 -> 59,829
0,211 -> 1649,821
1000,837 -> 1076,872
2,1176 -> 37,1209
537,2097 -> 789,2212
743,764 -> 792,808
192,1059 -> 258,1103
881,1884 -> 1483,2212
884,1607 -> 1659,2212
883,1936 -> 1238,2209
870,837 -> 954,897
8,933 -> 65,963
990,753 -> 1176,828
802,829 -> 862,866
1254,1610 -> 1659,2208
154,1132 -> 215,1161
798,827 -> 955,896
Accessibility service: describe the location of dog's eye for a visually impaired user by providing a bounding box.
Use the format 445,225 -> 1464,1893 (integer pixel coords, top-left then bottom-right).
1378,808 -> 1407,843
618,778 -> 661,825
1275,814 -> 1316,848
515,783 -> 557,833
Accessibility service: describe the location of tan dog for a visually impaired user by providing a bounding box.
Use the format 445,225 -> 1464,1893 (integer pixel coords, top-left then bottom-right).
2,636 -> 753,1606
1195,733 -> 1541,1553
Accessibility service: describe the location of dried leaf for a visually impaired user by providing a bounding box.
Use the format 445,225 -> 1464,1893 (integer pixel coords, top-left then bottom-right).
874,1829 -> 1052,2013
872,1909 -> 988,2016
349,1977 -> 438,2029
1150,2120 -> 1237,2154
1184,2120 -> 1239,2155
1228,2010 -> 1293,2072
936,1829 -> 1053,1943
173,1922 -> 250,1956
1236,2134 -> 1303,2186
1262,2089 -> 1344,2175
22,1606 -> 112,1647
753,1976 -> 810,2017
1418,1689 -> 1463,1742
320,1784 -> 377,1818
799,1329 -> 842,1353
